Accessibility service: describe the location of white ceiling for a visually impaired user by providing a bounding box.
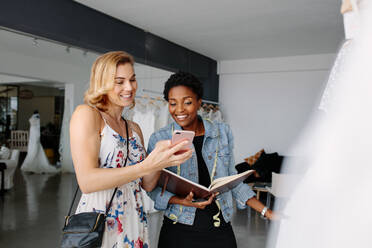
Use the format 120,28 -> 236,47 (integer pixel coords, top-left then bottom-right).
75,0 -> 344,60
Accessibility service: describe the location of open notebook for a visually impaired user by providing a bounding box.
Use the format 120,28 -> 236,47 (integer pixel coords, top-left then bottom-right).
158,169 -> 255,199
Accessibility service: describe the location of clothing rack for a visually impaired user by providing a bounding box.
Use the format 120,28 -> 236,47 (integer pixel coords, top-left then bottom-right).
142,89 -> 162,95
135,93 -> 165,102
202,99 -> 219,105
142,88 -> 219,105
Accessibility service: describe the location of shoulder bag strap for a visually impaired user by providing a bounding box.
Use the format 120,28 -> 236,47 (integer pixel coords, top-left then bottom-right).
105,118 -> 129,216
67,118 -> 130,217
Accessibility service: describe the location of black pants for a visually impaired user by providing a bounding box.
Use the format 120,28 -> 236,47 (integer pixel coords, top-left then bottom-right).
158,217 -> 237,248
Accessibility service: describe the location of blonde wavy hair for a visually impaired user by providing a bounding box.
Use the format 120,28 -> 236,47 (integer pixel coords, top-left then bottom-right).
84,51 -> 134,111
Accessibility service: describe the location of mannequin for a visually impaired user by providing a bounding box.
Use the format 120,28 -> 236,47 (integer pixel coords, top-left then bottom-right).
341,0 -> 353,14
341,0 -> 363,14
342,0 -> 360,40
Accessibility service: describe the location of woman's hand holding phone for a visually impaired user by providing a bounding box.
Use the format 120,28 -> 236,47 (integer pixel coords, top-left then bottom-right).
146,139 -> 193,171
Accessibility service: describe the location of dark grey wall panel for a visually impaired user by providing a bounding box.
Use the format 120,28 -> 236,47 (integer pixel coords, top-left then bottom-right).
189,53 -> 211,78
202,61 -> 219,101
0,0 -> 219,102
145,33 -> 188,73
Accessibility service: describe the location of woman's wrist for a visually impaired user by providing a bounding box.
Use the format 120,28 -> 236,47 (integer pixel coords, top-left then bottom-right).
169,196 -> 192,207
134,158 -> 154,178
265,209 -> 274,220
169,196 -> 183,205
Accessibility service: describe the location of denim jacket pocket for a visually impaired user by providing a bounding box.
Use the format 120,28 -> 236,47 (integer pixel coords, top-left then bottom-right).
218,146 -> 231,167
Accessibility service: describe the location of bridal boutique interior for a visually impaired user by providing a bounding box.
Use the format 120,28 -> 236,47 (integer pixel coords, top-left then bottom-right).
0,0 -> 358,247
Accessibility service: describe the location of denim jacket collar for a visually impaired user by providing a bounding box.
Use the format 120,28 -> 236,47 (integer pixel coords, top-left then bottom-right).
170,115 -> 219,138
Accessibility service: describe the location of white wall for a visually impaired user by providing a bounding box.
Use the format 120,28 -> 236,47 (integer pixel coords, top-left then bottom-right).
134,64 -> 172,97
218,54 -> 336,163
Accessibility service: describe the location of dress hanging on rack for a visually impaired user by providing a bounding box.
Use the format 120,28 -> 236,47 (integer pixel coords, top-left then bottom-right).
155,101 -> 171,131
198,103 -> 224,122
59,99 -> 74,173
131,101 -> 156,149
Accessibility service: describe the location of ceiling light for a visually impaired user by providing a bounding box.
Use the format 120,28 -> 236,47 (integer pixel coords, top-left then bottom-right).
33,38 -> 38,46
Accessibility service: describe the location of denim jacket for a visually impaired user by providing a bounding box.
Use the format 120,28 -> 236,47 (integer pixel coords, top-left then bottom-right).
147,117 -> 255,225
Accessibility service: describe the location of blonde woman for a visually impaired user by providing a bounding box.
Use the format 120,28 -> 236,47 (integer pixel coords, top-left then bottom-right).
70,51 -> 192,248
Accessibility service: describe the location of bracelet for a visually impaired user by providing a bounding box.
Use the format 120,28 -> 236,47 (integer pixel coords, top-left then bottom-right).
260,206 -> 268,218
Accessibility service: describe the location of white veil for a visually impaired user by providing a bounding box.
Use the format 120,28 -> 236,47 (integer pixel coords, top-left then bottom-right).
267,1 -> 372,247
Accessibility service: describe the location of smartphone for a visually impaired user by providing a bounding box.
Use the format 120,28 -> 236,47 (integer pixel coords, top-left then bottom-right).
171,130 -> 195,154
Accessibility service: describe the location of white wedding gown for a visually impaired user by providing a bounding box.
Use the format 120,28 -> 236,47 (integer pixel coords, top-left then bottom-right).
59,99 -> 74,173
21,114 -> 59,173
268,1 -> 372,248
318,40 -> 353,112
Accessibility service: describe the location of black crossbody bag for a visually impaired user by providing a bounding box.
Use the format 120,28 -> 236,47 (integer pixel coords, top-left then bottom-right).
61,118 -> 129,248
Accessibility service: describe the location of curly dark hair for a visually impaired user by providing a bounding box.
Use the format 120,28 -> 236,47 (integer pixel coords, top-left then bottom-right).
163,71 -> 203,101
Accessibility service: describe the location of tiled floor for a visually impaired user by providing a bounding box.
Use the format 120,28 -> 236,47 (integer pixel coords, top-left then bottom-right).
0,167 -> 271,247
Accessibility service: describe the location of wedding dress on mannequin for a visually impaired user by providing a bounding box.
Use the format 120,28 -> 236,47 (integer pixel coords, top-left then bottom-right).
319,0 -> 361,112
21,112 -> 59,173
268,1 -> 372,247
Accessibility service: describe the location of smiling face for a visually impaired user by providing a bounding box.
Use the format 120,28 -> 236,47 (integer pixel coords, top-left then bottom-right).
107,63 -> 137,108
168,85 -> 202,130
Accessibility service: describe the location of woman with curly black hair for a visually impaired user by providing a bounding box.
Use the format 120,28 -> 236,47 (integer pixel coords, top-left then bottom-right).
148,71 -> 274,248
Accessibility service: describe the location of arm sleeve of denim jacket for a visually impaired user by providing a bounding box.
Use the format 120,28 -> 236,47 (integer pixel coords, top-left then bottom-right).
146,132 -> 175,211
224,124 -> 256,209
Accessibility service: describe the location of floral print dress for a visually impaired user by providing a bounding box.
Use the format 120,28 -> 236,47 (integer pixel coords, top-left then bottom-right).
76,120 -> 149,248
